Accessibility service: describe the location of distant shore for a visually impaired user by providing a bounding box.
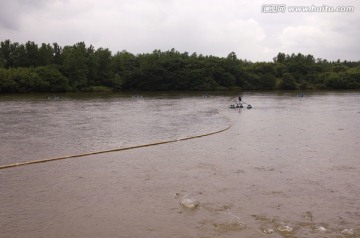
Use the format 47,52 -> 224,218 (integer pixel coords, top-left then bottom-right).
1,40 -> 359,93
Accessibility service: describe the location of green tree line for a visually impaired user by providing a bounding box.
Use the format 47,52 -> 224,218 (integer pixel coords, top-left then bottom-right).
0,39 -> 359,93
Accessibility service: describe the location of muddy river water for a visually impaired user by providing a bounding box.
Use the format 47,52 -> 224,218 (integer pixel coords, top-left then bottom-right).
0,91 -> 359,237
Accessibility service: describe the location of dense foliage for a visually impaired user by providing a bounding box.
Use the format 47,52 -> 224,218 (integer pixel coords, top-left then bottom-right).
0,40 -> 359,93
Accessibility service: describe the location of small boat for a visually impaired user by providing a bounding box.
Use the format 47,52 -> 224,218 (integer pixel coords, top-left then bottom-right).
247,104 -> 252,109
240,104 -> 243,108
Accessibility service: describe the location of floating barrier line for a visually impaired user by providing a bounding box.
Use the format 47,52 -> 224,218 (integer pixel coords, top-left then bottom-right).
0,109 -> 232,170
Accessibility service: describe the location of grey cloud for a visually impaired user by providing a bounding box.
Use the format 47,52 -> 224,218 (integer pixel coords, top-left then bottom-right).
0,0 -> 49,30
0,0 -> 359,61
0,1 -> 21,30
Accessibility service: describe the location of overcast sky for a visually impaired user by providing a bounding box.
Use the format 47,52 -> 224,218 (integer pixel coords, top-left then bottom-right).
0,0 -> 359,61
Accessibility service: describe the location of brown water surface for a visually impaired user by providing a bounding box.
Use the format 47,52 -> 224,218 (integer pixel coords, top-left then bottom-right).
0,91 -> 359,237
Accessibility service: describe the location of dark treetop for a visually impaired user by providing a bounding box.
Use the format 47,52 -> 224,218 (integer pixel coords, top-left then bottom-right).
1,40 -> 359,93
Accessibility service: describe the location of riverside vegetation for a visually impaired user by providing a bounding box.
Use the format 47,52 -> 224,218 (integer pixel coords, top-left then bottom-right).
0,40 -> 359,93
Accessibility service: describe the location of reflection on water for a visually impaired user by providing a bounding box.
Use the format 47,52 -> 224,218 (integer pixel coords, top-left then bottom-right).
0,91 -> 359,238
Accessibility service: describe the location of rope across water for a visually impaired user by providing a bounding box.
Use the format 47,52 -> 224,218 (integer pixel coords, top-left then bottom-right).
0,107 -> 233,170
